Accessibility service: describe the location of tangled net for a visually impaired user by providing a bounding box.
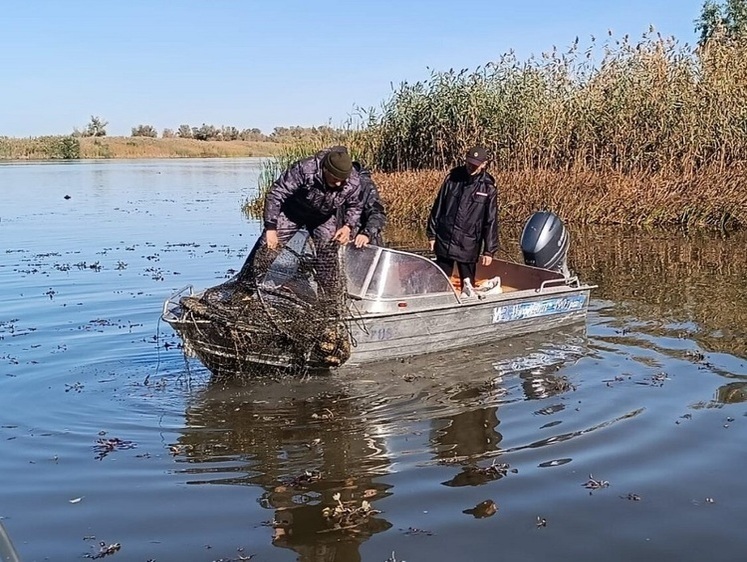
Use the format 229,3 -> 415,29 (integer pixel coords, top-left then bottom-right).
175,231 -> 352,376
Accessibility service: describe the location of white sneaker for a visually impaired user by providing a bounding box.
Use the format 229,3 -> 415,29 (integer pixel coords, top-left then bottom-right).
460,278 -> 478,300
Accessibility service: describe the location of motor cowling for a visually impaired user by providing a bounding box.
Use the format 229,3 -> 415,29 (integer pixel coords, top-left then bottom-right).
520,211 -> 570,277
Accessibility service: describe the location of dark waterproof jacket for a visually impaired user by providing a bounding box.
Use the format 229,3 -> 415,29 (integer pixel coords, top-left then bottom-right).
337,163 -> 387,245
426,166 -> 499,263
263,148 -> 363,231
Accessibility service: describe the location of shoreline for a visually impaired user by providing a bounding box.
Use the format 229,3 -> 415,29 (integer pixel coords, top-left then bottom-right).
0,136 -> 286,160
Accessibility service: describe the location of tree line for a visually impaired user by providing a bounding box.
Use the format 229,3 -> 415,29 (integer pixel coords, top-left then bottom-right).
70,116 -> 345,143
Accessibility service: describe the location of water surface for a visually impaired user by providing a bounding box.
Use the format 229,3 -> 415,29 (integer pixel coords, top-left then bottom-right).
1,159 -> 746,561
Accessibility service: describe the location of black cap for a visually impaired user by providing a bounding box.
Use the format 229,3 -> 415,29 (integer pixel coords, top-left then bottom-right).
324,151 -> 353,180
466,146 -> 488,166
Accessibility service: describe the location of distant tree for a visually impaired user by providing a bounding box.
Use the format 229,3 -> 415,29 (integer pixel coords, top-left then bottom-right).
192,123 -> 219,141
696,0 -> 747,45
131,124 -> 158,137
239,128 -> 265,141
220,126 -> 239,141
59,135 -> 81,159
161,128 -> 175,138
83,115 -> 108,137
177,124 -> 193,138
268,124 -> 346,143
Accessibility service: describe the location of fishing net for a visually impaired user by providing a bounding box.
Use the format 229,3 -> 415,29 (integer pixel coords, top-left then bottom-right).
174,231 -> 352,376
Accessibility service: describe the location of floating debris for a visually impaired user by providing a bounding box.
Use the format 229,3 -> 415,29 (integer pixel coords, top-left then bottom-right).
65,382 -> 84,393
637,372 -> 669,387
168,444 -> 193,456
621,493 -> 642,501
583,474 -> 610,490
442,459 -> 517,487
85,541 -> 121,559
320,492 -> 381,532
310,408 -> 335,421
463,499 -> 498,518
284,470 -> 322,488
94,437 -> 136,460
402,527 -> 434,536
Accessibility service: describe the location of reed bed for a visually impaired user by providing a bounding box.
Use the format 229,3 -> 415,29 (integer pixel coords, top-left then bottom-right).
374,164 -> 747,230
246,158 -> 747,231
354,32 -> 747,176
340,32 -> 747,230
0,136 -> 284,160
0,135 -> 80,160
79,137 -> 283,159
246,33 -> 747,230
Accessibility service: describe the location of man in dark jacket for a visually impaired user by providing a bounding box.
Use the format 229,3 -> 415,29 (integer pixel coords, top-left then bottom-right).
426,145 -> 499,289
263,146 -> 363,251
243,146 -> 364,296
339,162 -> 387,248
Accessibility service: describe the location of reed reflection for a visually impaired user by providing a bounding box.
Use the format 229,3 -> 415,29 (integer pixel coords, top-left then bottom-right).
175,378 -> 392,562
716,381 -> 747,404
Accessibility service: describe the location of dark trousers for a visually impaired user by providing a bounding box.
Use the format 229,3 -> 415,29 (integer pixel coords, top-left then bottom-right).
435,256 -> 476,285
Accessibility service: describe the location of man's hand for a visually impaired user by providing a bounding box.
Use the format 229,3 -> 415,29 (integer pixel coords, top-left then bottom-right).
265,229 -> 279,250
429,239 -> 435,252
354,234 -> 370,248
332,225 -> 351,244
481,254 -> 493,266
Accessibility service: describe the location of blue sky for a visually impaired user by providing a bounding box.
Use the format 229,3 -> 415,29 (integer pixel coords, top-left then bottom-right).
0,0 -> 706,137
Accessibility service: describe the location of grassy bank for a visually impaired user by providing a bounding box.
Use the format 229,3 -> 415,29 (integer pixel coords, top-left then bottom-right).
0,136 -> 285,160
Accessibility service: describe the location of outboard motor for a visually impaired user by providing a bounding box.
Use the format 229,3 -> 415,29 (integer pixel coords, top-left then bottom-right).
520,211 -> 571,277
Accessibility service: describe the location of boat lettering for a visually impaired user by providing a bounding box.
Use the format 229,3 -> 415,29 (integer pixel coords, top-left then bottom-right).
492,294 -> 587,323
370,327 -> 393,341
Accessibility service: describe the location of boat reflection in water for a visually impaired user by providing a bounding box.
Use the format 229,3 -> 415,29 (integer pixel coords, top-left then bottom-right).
171,325 -> 589,560
176,377 -> 394,561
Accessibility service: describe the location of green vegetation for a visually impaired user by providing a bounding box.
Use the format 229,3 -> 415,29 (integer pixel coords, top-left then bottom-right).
695,0 -> 747,45
72,115 -> 108,138
131,124 -> 158,138
349,16 -> 745,230
78,137 -> 284,159
0,135 -> 80,159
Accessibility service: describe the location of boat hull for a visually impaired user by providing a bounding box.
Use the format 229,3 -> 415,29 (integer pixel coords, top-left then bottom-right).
346,287 -> 590,364
164,284 -> 592,375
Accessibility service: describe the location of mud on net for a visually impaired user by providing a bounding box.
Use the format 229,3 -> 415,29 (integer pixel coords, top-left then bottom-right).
177,231 -> 352,375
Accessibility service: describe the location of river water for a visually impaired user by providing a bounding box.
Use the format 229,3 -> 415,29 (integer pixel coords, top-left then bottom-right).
1,159 -> 745,562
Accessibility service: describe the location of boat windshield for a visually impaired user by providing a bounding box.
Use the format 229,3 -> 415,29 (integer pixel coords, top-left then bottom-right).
344,245 -> 456,299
